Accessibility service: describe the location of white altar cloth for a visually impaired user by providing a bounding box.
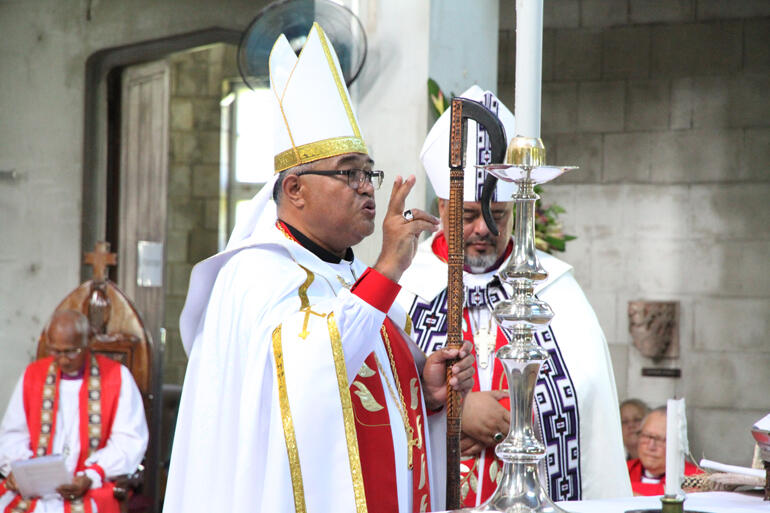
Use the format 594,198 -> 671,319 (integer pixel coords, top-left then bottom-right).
555,491 -> 766,513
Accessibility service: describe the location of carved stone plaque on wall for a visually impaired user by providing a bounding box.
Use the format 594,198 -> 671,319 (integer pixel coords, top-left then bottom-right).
628,300 -> 680,362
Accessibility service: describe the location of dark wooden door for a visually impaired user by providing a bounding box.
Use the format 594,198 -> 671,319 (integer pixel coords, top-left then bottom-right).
118,59 -> 169,513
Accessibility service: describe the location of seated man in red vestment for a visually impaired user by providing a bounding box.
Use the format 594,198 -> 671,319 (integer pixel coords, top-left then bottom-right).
627,407 -> 701,496
0,310 -> 148,513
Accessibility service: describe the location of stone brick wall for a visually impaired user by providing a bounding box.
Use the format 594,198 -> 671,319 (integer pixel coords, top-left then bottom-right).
165,44 -> 237,384
498,0 -> 770,465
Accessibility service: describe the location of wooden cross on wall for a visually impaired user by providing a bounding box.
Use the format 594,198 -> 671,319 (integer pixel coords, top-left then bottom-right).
85,241 -> 117,282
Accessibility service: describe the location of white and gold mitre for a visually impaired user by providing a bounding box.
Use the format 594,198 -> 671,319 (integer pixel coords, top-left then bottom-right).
421,85 -> 518,202
269,22 -> 368,173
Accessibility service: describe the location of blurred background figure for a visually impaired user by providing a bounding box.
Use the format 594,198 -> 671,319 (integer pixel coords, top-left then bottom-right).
627,407 -> 702,496
620,398 -> 649,460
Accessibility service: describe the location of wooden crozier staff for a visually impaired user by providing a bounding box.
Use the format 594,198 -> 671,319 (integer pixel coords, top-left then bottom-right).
445,97 -> 507,509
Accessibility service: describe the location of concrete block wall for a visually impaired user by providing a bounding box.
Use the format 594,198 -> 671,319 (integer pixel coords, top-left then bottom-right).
498,0 -> 770,466
0,0 -> 270,414
165,44 -> 237,385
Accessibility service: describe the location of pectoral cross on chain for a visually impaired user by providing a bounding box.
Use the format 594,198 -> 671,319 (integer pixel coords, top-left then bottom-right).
406,425 -> 418,468
475,325 -> 497,369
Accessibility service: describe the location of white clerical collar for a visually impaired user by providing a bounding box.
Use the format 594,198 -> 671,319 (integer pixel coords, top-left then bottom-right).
641,468 -> 663,483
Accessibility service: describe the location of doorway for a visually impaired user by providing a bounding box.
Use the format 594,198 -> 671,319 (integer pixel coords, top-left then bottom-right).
85,31 -> 243,512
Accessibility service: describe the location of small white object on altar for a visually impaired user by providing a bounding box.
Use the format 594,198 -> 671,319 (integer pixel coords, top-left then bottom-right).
554,491 -> 766,513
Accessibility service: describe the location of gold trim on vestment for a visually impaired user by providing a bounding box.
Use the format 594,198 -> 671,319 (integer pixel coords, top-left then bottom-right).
296,265 -> 327,340
327,313 -> 368,513
318,26 -> 361,141
272,326 -> 307,513
274,136 -> 368,173
297,265 -> 314,310
269,26 -> 315,172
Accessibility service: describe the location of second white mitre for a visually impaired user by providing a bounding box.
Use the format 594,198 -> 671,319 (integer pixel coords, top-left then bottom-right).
420,84 -> 518,202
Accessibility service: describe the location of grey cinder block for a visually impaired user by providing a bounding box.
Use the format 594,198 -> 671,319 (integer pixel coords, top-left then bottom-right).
554,28 -> 602,80
651,21 -> 742,77
629,0 -> 695,24
578,81 -> 625,132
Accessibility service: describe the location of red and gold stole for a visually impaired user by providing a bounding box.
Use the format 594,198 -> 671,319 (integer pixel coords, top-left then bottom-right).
350,319 -> 431,513
277,219 -> 432,511
4,355 -> 123,513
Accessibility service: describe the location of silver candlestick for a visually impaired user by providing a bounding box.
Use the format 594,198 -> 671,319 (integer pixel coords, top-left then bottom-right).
473,136 -> 576,513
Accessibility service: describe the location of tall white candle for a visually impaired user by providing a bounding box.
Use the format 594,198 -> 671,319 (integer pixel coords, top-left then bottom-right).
665,399 -> 683,496
514,0 -> 543,138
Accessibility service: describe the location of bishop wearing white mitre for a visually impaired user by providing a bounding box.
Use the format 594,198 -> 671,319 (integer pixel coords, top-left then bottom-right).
163,23 -> 475,513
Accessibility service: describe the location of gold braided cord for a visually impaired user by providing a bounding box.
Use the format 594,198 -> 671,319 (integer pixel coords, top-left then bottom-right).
276,222 -> 294,241
272,326 -> 307,513
327,313 -> 368,513
274,136 -> 368,173
317,26 -> 362,140
379,326 -> 417,468
374,354 -> 416,469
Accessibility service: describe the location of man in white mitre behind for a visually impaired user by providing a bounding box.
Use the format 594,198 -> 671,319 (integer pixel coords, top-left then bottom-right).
163,23 -> 475,513
0,310 -> 148,513
397,85 -> 632,508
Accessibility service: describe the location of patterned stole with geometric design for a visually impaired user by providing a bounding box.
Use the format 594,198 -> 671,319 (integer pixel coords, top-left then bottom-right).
409,288 -> 582,507
455,311 -> 582,506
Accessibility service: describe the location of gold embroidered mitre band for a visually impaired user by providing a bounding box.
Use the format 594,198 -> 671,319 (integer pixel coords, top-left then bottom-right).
270,22 -> 368,173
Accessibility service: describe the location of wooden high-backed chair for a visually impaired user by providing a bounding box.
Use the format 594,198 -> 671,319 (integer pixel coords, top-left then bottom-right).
36,242 -> 154,512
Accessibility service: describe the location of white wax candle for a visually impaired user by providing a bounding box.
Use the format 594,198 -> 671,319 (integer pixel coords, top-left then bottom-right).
665,399 -> 683,496
514,0 -> 543,138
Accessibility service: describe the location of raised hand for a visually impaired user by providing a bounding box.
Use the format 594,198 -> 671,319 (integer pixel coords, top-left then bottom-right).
374,175 -> 439,282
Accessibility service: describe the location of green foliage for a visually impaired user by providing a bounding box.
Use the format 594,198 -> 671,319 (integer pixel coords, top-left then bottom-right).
532,185 -> 576,254
428,78 -> 450,118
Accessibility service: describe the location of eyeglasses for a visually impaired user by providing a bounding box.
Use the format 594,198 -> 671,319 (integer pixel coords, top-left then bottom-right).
638,432 -> 666,447
48,347 -> 84,359
295,169 -> 384,191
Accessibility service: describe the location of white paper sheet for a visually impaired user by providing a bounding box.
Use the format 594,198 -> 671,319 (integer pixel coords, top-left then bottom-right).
10,455 -> 72,499
699,458 -> 766,479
